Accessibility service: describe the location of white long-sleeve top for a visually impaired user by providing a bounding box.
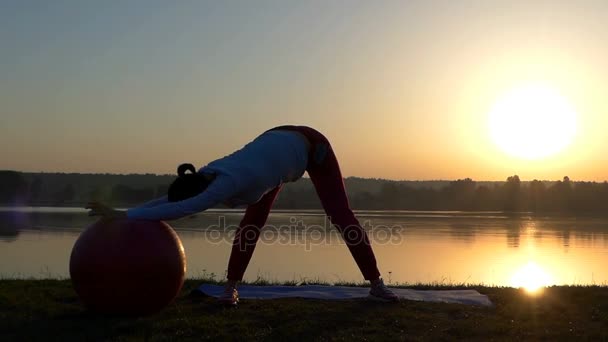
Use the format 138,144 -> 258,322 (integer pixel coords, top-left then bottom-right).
126,130 -> 309,220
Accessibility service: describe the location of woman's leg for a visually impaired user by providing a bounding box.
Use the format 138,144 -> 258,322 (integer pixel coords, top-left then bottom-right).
226,186 -> 282,281
307,143 -> 381,281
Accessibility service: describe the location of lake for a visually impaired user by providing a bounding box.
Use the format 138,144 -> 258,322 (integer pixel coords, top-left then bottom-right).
2,207 -> 608,290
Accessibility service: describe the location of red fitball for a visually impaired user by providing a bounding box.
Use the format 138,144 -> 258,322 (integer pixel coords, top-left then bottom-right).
69,219 -> 187,315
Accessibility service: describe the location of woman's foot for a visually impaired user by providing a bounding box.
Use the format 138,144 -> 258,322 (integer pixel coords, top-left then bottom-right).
218,281 -> 239,306
368,278 -> 399,302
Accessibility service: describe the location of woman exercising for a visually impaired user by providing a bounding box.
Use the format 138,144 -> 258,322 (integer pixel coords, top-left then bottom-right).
87,125 -> 398,305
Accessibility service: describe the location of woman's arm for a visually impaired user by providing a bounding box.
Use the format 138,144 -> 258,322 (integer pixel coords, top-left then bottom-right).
86,202 -> 127,218
87,196 -> 169,218
126,175 -> 237,221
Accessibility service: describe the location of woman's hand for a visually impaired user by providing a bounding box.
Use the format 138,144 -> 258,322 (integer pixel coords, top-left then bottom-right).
86,202 -> 127,218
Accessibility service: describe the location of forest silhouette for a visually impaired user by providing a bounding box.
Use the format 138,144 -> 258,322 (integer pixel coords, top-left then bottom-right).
1,171 -> 607,214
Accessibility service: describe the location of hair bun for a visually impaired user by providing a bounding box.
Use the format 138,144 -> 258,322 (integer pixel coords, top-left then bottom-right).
177,163 -> 196,177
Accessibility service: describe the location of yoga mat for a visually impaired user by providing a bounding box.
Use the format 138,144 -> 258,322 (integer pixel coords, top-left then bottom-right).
195,284 -> 493,306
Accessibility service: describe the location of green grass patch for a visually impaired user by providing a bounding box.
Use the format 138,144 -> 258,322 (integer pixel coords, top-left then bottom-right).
2,279 -> 608,341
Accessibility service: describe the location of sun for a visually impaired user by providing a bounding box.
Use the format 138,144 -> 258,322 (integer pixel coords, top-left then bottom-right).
510,261 -> 554,294
488,83 -> 578,160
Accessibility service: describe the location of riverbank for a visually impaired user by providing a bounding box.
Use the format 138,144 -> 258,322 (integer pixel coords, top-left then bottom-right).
1,280 -> 607,341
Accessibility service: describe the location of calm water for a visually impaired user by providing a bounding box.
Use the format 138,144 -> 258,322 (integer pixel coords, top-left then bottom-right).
2,207 -> 608,288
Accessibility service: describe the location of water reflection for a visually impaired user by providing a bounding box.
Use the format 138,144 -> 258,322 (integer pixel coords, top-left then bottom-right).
0,212 -> 24,242
0,226 -> 19,242
448,223 -> 476,244
2,208 -> 608,286
510,261 -> 554,293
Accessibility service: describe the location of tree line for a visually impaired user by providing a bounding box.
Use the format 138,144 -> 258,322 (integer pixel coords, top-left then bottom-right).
1,171 -> 607,214
341,175 -> 608,214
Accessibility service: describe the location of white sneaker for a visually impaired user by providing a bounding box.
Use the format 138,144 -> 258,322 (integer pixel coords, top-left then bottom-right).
368,278 -> 399,302
217,284 -> 239,306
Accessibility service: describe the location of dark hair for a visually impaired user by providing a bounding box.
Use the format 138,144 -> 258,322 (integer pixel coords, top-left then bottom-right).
167,163 -> 211,202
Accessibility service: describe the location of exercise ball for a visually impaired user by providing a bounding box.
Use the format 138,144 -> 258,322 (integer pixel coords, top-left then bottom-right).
70,218 -> 187,315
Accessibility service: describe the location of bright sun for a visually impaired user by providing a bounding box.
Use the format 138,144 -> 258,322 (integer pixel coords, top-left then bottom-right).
510,261 -> 554,294
488,84 -> 578,160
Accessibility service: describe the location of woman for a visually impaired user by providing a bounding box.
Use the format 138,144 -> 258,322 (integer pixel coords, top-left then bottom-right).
88,125 -> 398,305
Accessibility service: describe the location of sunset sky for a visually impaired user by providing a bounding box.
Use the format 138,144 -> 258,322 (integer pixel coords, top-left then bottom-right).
2,1 -> 607,181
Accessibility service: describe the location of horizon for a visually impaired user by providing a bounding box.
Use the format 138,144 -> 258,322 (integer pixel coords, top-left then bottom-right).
2,1 -> 608,180
5,169 -> 600,183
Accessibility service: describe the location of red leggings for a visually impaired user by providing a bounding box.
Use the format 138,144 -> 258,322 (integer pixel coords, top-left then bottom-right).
226,126 -> 381,281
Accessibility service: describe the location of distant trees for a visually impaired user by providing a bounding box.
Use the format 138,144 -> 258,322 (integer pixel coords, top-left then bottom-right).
110,184 -> 155,206
54,184 -> 75,205
155,184 -> 170,198
442,178 -> 477,210
0,171 -> 28,205
526,179 -> 546,212
503,175 -> 522,212
88,186 -> 106,202
2,171 -> 608,214
28,177 -> 43,203
472,185 -> 494,211
343,174 -> 608,214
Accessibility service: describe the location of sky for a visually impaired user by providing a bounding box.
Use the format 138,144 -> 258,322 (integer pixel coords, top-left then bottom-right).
1,0 -> 607,181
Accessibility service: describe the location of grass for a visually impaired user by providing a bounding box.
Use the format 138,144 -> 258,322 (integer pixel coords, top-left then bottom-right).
2,279 -> 608,341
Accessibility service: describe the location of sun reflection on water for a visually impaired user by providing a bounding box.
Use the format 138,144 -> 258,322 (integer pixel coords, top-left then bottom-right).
510,261 -> 554,294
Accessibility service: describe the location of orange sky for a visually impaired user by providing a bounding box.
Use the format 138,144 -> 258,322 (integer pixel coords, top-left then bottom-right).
1,1 -> 607,181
